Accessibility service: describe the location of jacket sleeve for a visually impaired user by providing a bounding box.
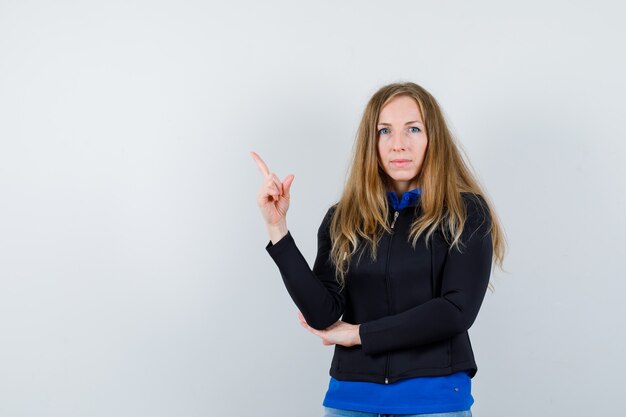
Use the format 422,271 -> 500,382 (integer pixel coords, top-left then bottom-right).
265,207 -> 345,330
359,194 -> 493,356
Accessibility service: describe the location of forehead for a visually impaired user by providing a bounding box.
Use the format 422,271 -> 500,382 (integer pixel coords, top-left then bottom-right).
378,95 -> 423,122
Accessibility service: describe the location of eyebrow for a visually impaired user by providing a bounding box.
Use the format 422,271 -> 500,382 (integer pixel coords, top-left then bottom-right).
377,120 -> 424,126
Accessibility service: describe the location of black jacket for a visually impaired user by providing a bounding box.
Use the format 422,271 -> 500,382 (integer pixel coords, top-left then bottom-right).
266,192 -> 493,384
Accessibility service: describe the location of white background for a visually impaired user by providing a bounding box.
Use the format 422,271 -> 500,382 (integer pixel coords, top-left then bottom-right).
1,1 -> 625,416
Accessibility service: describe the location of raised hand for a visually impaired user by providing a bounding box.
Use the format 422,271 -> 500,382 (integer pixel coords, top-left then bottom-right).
251,151 -> 295,243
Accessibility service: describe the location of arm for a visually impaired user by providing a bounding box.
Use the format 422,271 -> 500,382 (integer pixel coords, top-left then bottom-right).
359,194 -> 493,356
266,207 -> 345,330
251,152 -> 344,330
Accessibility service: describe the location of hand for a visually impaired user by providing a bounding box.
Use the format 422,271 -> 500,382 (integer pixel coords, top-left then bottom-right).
297,311 -> 361,347
250,151 -> 295,242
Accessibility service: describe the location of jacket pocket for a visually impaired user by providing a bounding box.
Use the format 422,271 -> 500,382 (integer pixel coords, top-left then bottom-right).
334,345 -> 387,377
391,339 -> 451,376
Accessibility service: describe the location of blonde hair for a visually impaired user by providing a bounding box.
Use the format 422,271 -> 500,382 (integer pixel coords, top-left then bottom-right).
329,82 -> 507,288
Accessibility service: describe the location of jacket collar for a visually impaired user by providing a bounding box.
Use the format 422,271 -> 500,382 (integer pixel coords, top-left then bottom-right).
387,188 -> 422,211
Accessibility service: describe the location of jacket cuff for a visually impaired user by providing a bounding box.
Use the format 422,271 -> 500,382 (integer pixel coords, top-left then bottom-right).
265,231 -> 294,259
359,322 -> 374,355
359,322 -> 387,356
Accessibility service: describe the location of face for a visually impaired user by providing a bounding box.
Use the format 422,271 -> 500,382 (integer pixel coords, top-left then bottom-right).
377,95 -> 428,195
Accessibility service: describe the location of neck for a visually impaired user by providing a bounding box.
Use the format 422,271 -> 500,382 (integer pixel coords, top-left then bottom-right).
391,180 -> 418,197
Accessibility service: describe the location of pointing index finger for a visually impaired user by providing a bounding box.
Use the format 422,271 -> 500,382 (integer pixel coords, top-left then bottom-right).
250,151 -> 270,177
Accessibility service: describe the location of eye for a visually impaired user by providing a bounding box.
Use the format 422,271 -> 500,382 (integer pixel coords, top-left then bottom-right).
409,126 -> 421,133
378,127 -> 390,135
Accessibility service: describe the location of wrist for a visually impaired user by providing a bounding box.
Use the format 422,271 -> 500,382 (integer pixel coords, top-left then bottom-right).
355,324 -> 362,345
267,222 -> 288,244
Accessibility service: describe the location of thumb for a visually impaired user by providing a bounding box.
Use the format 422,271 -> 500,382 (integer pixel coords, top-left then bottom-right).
282,174 -> 295,198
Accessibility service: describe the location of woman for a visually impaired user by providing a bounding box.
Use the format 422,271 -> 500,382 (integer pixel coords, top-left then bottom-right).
251,82 -> 506,417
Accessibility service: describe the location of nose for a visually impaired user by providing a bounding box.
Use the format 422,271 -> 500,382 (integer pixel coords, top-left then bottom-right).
390,131 -> 408,151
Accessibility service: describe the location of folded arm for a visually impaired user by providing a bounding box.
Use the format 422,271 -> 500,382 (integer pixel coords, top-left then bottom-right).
359,195 -> 493,356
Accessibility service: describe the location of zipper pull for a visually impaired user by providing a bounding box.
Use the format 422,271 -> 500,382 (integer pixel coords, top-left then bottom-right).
390,211 -> 399,229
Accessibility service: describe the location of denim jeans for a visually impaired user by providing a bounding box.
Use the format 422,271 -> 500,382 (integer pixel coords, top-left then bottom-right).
323,406 -> 473,417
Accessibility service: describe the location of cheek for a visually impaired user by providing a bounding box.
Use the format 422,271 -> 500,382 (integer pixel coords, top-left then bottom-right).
377,143 -> 391,173
377,141 -> 386,160
415,139 -> 428,160
378,139 -> 392,154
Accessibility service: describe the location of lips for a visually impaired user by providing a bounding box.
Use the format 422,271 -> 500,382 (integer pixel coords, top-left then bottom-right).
390,159 -> 411,167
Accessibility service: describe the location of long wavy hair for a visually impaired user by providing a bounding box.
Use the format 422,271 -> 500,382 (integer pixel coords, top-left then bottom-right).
329,82 -> 507,288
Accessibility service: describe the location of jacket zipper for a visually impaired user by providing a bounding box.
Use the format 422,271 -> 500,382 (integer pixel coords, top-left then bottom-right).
384,210 -> 399,384
390,211 -> 399,229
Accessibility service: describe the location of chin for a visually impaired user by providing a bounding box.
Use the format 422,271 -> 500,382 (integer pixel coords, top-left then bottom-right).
389,174 -> 418,182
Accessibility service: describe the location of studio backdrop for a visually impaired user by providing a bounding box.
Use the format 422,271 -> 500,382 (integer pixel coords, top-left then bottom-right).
1,1 -> 625,416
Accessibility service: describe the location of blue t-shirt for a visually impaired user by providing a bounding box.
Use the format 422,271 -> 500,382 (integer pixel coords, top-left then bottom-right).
323,371 -> 473,414
322,188 -> 474,414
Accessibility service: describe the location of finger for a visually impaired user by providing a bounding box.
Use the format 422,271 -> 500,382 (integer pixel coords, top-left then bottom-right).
298,316 -> 311,330
266,182 -> 281,197
310,328 -> 324,338
250,151 -> 270,177
258,186 -> 277,204
299,320 -> 324,338
270,173 -> 284,195
283,174 -> 295,198
264,176 -> 281,196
